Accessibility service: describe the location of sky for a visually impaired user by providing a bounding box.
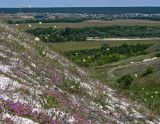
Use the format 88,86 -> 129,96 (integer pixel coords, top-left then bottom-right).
0,0 -> 160,7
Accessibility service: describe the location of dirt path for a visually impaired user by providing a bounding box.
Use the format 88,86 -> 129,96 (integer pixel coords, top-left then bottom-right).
87,37 -> 160,41
108,62 -> 141,78
108,57 -> 158,78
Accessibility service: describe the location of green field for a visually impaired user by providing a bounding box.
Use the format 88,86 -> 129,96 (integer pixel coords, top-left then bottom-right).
48,39 -> 160,51
11,19 -> 160,31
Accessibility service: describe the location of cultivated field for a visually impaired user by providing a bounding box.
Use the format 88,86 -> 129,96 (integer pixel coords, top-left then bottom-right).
48,39 -> 160,51
10,19 -> 160,31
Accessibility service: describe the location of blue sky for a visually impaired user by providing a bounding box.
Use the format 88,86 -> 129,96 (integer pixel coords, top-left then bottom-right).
0,0 -> 160,7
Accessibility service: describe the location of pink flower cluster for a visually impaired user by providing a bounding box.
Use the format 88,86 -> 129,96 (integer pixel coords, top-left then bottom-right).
3,117 -> 14,124
1,99 -> 62,124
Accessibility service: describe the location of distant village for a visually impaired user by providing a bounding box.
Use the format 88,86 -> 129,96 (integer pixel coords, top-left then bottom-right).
4,12 -> 160,21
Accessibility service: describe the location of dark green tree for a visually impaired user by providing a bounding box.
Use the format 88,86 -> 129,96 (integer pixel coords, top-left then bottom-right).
117,75 -> 133,89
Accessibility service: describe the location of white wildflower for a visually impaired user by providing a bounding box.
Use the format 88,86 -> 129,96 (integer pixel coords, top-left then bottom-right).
45,85 -> 49,88
60,112 -> 66,118
34,37 -> 40,42
39,21 -> 42,25
42,51 -> 45,55
71,86 -> 75,89
155,91 -> 158,95
68,116 -> 75,123
28,24 -> 32,28
75,81 -> 78,84
100,106 -> 103,109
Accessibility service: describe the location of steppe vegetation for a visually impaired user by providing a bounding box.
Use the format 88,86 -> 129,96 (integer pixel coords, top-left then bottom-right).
1,12 -> 160,123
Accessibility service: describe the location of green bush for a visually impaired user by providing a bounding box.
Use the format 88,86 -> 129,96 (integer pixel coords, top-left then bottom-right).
27,26 -> 160,43
100,43 -> 110,54
143,67 -> 154,76
59,81 -> 80,91
7,18 -> 87,24
117,75 -> 134,88
155,52 -> 160,57
40,95 -> 59,109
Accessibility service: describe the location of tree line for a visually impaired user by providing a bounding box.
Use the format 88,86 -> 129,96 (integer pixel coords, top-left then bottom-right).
7,18 -> 88,24
26,26 -> 160,43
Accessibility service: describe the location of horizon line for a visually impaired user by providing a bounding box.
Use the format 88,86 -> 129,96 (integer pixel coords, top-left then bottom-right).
0,6 -> 160,8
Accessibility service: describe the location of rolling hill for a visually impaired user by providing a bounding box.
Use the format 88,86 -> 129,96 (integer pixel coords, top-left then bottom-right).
0,23 -> 160,124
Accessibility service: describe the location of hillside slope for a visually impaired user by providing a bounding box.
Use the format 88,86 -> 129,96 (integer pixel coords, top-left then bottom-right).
0,23 -> 160,124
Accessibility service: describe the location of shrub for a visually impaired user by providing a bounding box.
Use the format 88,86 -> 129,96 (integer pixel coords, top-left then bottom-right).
40,95 -> 59,109
107,54 -> 121,63
143,67 -> 154,76
117,75 -> 133,88
58,81 -> 80,94
155,52 -> 160,57
100,43 -> 110,54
